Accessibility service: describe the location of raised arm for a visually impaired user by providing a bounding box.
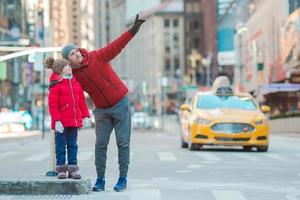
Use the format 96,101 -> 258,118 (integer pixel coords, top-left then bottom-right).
95,14 -> 145,62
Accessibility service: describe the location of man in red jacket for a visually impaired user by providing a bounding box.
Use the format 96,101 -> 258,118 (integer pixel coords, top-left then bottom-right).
61,15 -> 145,192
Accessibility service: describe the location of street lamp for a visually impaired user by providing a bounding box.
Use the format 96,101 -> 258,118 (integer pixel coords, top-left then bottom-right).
160,76 -> 168,131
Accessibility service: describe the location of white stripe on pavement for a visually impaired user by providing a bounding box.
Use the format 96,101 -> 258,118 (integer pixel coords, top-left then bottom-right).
233,153 -> 259,162
158,152 -> 177,161
151,177 -> 170,181
176,170 -> 191,173
263,153 -> 285,161
212,190 -> 247,200
286,192 -> 300,200
129,189 -> 161,200
197,153 -> 222,161
78,151 -> 94,161
0,151 -> 19,159
187,164 -> 202,169
24,152 -> 49,161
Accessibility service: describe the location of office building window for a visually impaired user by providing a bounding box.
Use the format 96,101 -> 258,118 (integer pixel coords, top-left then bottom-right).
174,58 -> 180,70
173,19 -> 178,27
174,33 -> 179,42
164,19 -> 170,27
193,21 -> 199,30
193,38 -> 200,48
186,1 -> 200,13
165,46 -> 170,53
165,59 -> 171,71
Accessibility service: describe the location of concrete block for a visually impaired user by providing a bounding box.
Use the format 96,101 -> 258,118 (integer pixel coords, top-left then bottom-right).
0,178 -> 91,195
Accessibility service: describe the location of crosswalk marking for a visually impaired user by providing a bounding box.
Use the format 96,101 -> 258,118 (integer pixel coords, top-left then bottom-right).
212,190 -> 247,200
129,189 -> 161,200
176,170 -> 190,173
263,153 -> 285,160
158,152 -> 177,161
0,151 -> 19,159
197,153 -> 222,161
233,153 -> 259,162
24,152 -> 49,161
78,151 -> 94,161
187,164 -> 202,169
151,177 -> 170,181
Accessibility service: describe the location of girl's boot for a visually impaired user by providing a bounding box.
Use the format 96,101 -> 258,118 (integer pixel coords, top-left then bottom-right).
68,165 -> 81,179
56,165 -> 67,179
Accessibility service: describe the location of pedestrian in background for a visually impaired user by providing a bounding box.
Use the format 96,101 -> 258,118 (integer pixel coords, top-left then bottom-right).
44,57 -> 90,179
61,14 -> 145,192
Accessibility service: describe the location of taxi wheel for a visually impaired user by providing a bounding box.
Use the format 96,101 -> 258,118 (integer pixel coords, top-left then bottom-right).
181,138 -> 188,148
243,146 -> 252,151
188,143 -> 197,151
257,146 -> 268,152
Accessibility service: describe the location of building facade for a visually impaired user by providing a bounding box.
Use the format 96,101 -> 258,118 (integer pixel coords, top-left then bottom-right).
183,0 -> 204,86
125,0 -> 184,114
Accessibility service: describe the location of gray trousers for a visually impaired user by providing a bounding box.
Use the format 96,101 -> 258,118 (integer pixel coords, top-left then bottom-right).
93,96 -> 131,178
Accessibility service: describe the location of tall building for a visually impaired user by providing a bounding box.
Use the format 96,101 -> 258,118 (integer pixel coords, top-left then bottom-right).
125,0 -> 184,113
109,0 -> 128,77
217,0 -> 250,82
183,0 -> 204,86
200,0 -> 218,84
50,0 -> 79,46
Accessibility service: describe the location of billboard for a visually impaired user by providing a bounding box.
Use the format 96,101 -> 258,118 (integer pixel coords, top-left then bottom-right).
217,28 -> 235,65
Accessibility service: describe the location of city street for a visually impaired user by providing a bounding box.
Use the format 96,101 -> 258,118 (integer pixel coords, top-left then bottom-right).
0,117 -> 300,200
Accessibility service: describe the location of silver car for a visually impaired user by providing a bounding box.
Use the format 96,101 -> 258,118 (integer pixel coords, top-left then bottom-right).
132,112 -> 152,129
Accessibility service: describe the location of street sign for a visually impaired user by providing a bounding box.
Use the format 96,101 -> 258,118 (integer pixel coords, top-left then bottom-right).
180,85 -> 197,91
0,62 -> 7,80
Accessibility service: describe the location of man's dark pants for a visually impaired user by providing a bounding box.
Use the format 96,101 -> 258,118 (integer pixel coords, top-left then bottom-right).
93,96 -> 131,178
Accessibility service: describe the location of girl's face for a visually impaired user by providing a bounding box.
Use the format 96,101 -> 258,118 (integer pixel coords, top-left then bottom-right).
68,49 -> 83,67
62,64 -> 72,75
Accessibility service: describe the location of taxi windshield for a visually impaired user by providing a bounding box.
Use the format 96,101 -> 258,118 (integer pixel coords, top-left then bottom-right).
197,94 -> 257,110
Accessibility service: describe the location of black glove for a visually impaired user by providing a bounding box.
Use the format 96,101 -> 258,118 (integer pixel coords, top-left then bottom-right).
129,14 -> 146,35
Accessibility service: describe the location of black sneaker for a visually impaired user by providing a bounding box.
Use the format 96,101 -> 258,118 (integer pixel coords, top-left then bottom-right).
92,177 -> 105,192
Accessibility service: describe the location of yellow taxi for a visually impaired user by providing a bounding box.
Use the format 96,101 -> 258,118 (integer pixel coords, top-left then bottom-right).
179,88 -> 270,152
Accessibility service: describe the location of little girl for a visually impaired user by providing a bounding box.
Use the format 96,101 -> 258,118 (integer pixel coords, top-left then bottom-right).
45,57 -> 90,179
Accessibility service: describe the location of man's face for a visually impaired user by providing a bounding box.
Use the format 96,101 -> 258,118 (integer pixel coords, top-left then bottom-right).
68,49 -> 83,67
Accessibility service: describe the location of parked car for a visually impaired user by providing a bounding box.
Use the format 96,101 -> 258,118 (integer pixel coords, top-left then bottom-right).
179,88 -> 270,152
0,109 -> 33,133
132,112 -> 152,129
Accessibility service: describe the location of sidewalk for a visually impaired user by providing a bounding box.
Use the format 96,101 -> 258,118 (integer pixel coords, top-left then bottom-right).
269,117 -> 300,134
0,129 -> 92,195
0,130 -> 41,139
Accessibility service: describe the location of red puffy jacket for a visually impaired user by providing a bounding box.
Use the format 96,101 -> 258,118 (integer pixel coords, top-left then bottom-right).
48,73 -> 90,129
72,31 -> 134,108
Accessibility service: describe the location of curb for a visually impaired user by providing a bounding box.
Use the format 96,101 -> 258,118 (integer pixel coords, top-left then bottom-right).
0,178 -> 91,195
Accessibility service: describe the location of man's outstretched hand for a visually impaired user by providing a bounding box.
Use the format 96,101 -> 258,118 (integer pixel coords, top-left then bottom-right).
129,14 -> 146,35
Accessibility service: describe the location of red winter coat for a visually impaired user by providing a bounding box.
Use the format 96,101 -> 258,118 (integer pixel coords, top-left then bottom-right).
48,73 -> 90,129
72,31 -> 134,108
